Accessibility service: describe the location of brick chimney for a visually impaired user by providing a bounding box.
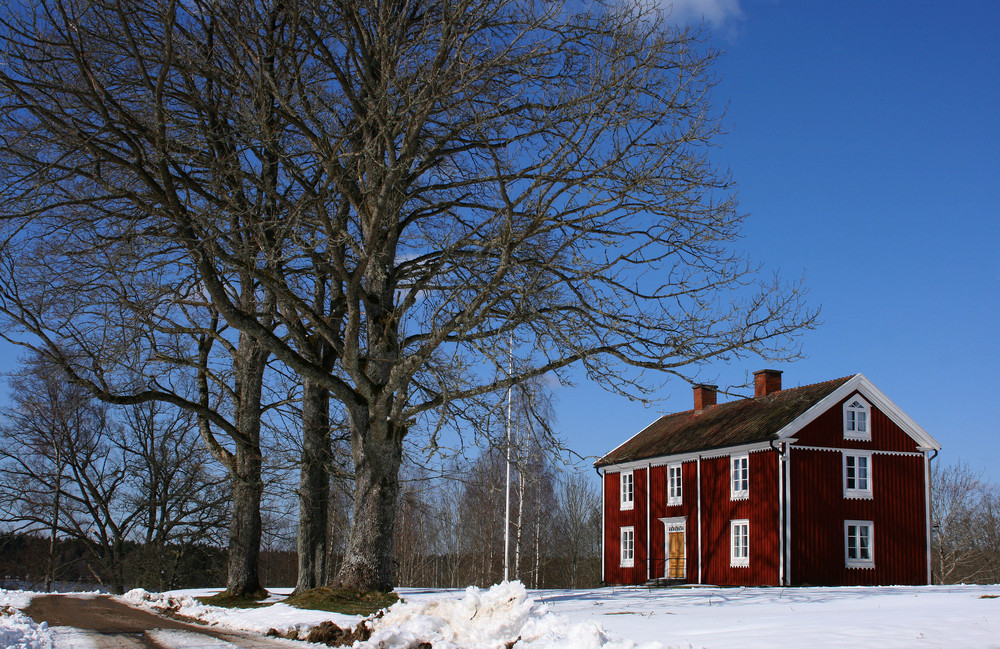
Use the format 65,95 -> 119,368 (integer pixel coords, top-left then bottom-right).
754,369 -> 783,397
693,384 -> 718,411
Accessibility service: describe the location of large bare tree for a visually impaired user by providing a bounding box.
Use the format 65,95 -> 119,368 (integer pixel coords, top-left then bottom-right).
0,0 -> 815,591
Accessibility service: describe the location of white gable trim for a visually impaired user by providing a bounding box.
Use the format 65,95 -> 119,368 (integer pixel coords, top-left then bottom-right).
776,374 -> 941,451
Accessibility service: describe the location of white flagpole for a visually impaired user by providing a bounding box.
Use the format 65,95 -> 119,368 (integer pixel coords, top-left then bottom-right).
503,330 -> 513,582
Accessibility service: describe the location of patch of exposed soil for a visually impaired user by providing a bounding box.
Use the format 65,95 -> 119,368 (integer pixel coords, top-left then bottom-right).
24,594 -> 296,649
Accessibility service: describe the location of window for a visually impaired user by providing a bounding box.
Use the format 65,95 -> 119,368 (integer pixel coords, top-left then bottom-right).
620,471 -> 634,510
844,396 -> 871,440
730,519 -> 749,567
843,452 -> 873,499
845,521 -> 874,568
731,455 -> 749,500
620,526 -> 635,567
667,464 -> 683,505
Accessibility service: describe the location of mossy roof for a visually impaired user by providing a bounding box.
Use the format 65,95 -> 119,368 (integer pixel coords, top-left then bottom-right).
595,376 -> 853,467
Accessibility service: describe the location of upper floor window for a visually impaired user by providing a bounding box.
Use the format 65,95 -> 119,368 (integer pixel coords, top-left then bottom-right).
730,519 -> 749,567
845,520 -> 874,568
731,454 -> 749,500
620,471 -> 634,510
844,395 -> 871,440
843,452 -> 873,499
667,464 -> 683,505
620,526 -> 635,567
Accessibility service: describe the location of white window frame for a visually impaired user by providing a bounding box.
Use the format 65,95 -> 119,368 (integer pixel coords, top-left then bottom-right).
731,454 -> 749,500
620,471 -> 634,510
730,519 -> 750,567
667,463 -> 683,506
843,395 -> 872,441
845,520 -> 875,568
620,526 -> 635,567
843,451 -> 873,499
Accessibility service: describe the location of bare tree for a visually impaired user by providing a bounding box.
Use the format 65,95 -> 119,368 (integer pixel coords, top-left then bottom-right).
116,401 -> 230,592
554,472 -> 601,588
932,462 -> 1000,584
0,354 -> 231,592
0,0 -> 816,591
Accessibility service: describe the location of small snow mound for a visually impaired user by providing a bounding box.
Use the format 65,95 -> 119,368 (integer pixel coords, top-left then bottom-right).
0,606 -> 53,649
362,581 -> 660,649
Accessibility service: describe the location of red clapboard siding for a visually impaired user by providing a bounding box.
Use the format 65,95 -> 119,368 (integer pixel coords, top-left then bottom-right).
699,451 -> 780,586
603,468 -> 649,584
794,392 -> 920,453
790,448 -> 926,585
647,461 -> 699,581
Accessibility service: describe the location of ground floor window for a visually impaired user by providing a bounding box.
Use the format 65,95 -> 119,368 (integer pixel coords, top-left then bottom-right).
730,519 -> 749,567
621,526 -> 635,567
845,520 -> 874,568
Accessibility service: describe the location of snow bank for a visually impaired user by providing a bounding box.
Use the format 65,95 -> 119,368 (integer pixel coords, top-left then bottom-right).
0,603 -> 52,649
361,582 -> 660,649
140,582 -> 657,648
123,588 -> 355,638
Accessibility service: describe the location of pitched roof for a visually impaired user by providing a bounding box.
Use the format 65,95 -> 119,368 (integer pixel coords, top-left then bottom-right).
595,376 -> 854,468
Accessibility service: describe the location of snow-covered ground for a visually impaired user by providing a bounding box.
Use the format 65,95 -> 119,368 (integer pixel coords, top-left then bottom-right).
3,582 -> 999,649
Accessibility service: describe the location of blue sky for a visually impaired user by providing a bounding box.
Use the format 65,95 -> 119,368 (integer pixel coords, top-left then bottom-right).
0,1 -> 996,485
555,0 -> 1000,484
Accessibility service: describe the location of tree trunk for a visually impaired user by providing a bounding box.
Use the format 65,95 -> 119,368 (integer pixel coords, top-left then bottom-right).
225,333 -> 268,598
296,378 -> 330,592
329,413 -> 403,593
45,452 -> 62,593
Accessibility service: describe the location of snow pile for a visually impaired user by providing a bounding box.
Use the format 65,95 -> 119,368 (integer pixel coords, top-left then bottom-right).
123,588 -> 353,638
0,591 -> 52,649
361,582 -> 660,649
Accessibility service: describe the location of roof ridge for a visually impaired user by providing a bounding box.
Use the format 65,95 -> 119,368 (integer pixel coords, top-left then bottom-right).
665,374 -> 856,417
596,374 -> 857,468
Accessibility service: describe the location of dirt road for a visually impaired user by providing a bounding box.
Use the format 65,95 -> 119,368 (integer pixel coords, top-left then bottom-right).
24,595 -> 298,649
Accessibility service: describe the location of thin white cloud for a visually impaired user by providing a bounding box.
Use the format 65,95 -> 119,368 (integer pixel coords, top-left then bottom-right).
663,0 -> 744,26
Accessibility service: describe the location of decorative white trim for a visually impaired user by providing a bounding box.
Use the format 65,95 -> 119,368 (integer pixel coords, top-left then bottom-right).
731,454 -> 749,500
599,441 -> 774,473
777,374 -> 941,450
843,394 -> 872,441
843,451 -> 874,499
667,463 -> 683,505
696,455 -> 703,585
924,451 -> 933,584
646,465 -> 651,582
791,445 -> 924,458
785,448 -> 793,585
601,469 -> 606,581
659,516 -> 688,530
620,526 -> 635,568
660,517 -> 688,580
730,519 -> 750,567
620,471 -> 634,510
845,520 -> 875,568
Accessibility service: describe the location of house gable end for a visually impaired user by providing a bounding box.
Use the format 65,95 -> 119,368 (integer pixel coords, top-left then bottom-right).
776,374 -> 940,451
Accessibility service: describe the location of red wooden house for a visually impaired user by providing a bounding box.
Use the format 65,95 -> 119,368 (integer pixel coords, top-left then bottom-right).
595,370 -> 940,587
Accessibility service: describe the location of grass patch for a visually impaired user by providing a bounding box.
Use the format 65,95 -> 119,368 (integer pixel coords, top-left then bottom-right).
196,590 -> 270,609
283,587 -> 400,616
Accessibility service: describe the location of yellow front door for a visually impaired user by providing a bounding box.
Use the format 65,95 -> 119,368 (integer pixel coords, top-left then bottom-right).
667,531 -> 685,579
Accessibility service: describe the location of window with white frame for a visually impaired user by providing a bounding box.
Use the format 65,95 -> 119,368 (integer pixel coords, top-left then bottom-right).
730,519 -> 749,567
620,526 -> 635,567
843,452 -> 873,499
844,396 -> 871,440
667,464 -> 683,505
620,471 -> 634,510
845,520 -> 874,568
731,454 -> 749,500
